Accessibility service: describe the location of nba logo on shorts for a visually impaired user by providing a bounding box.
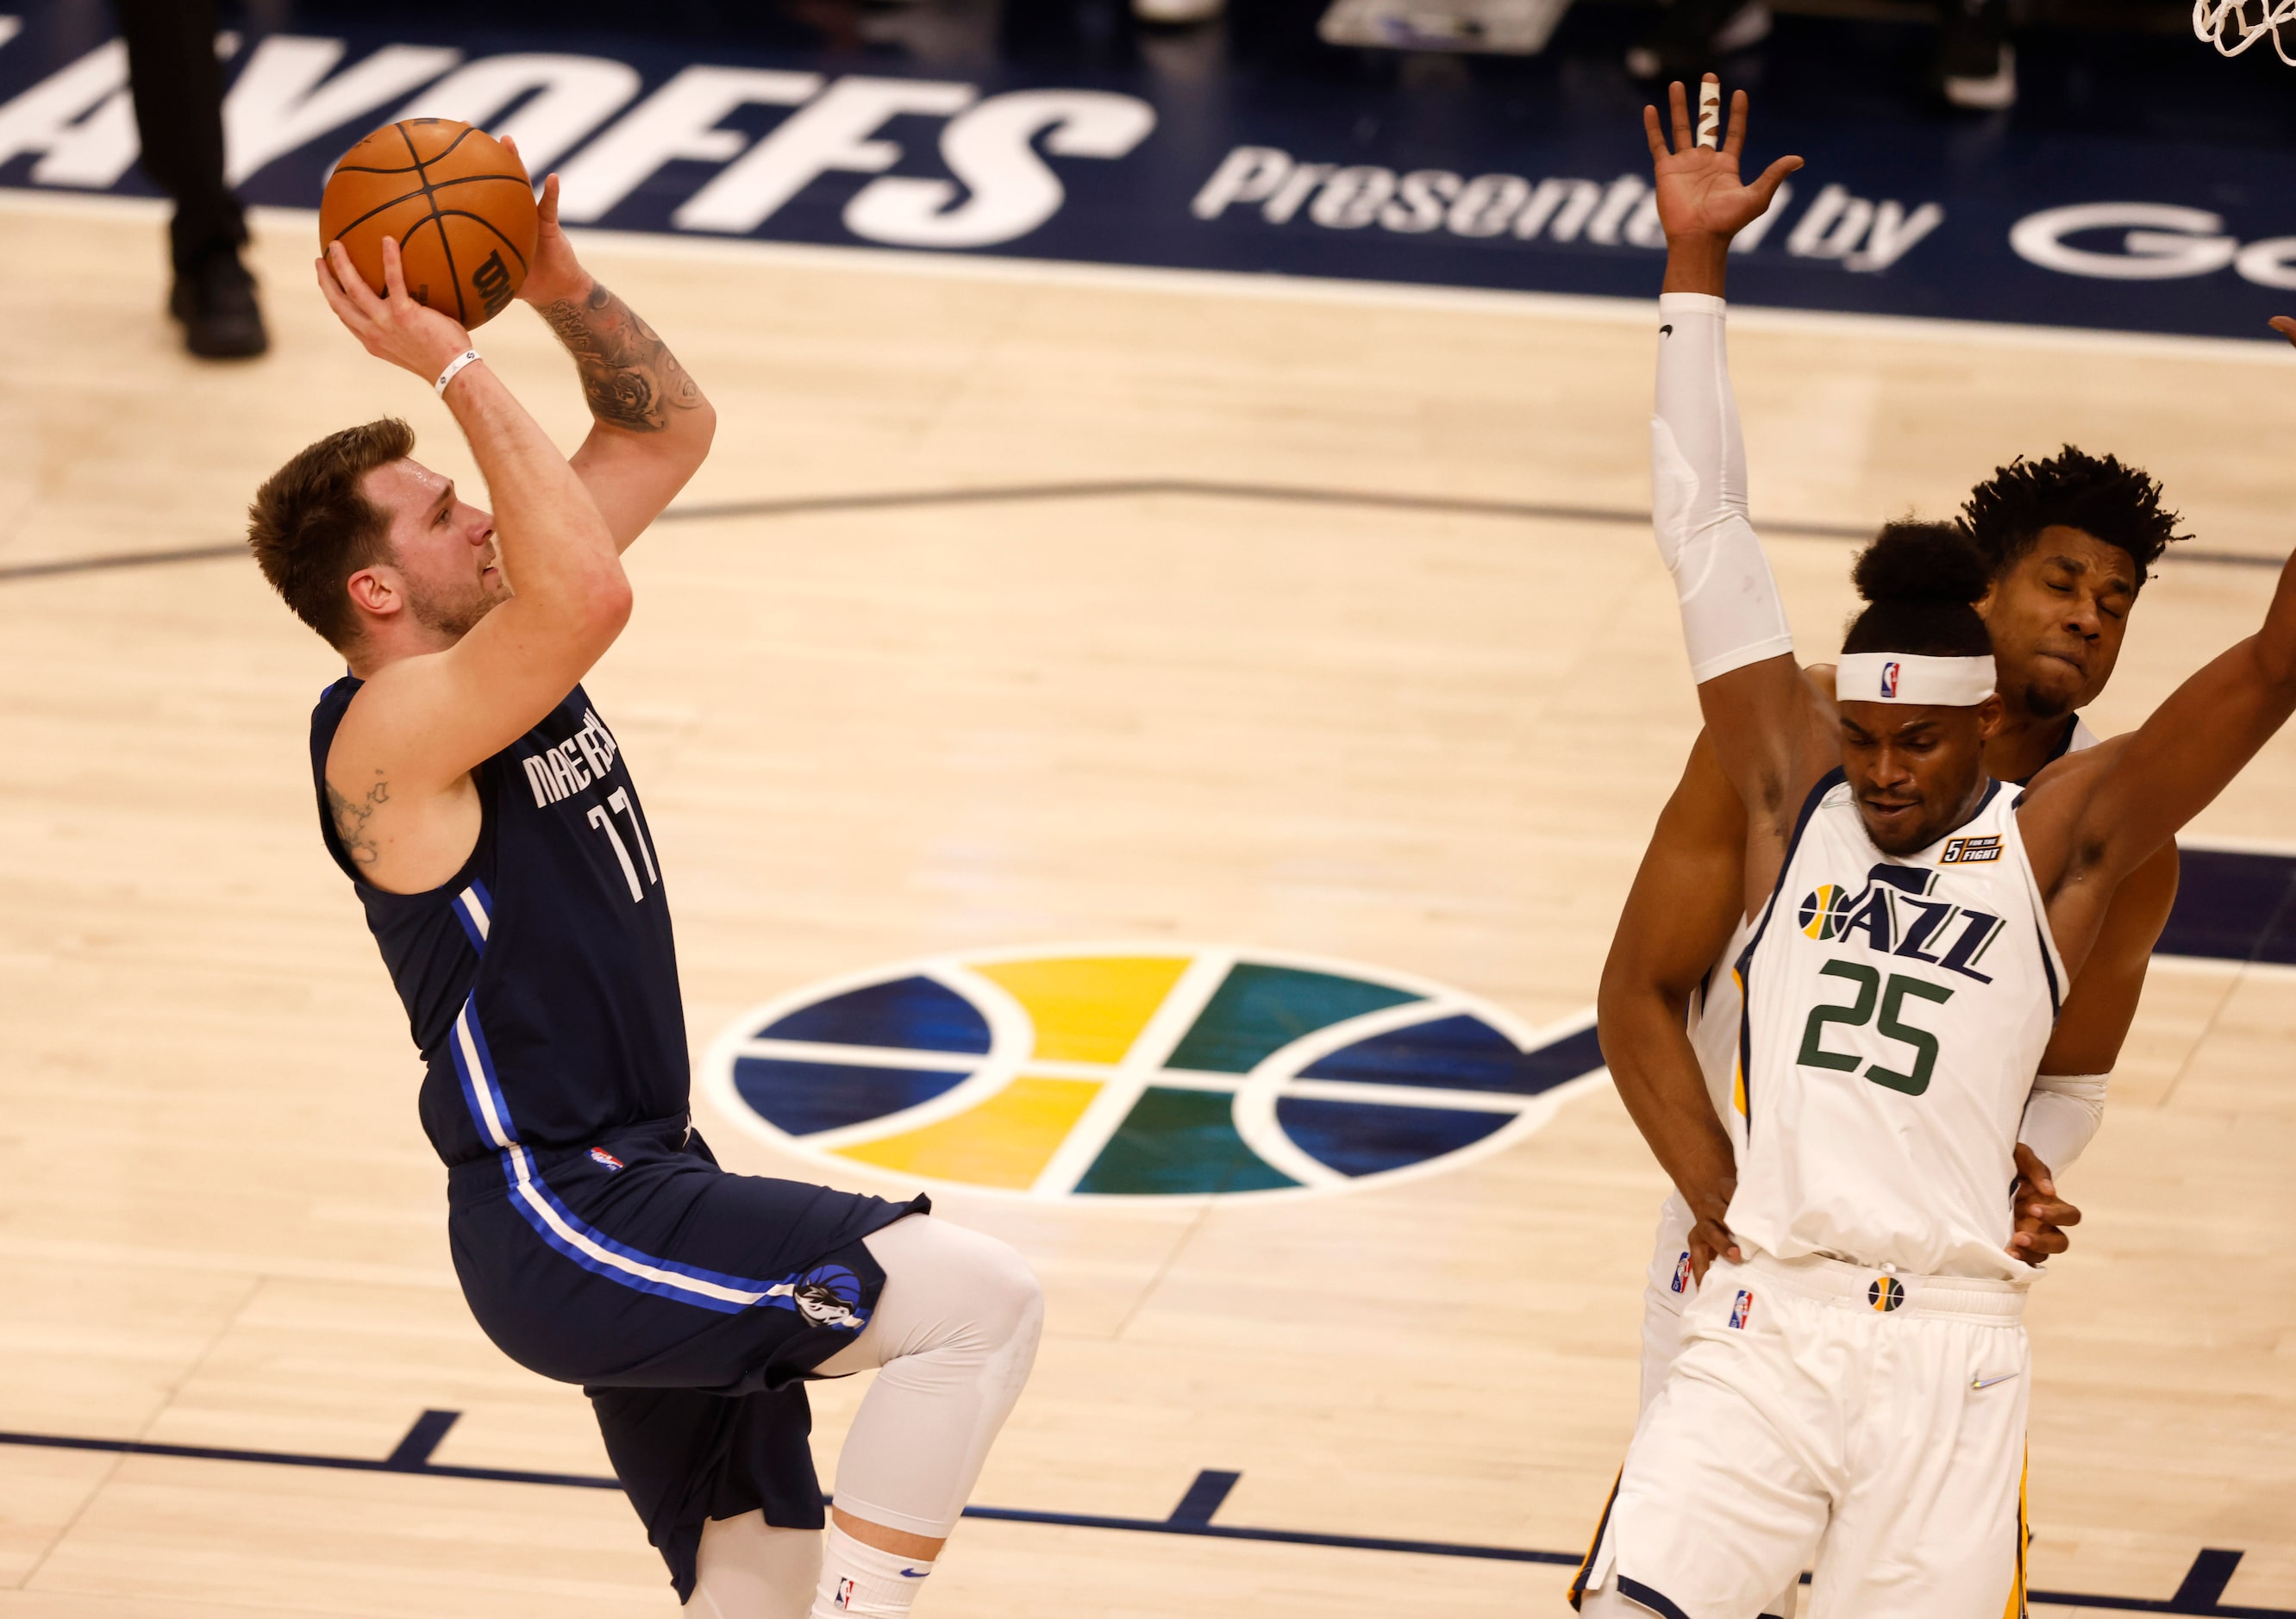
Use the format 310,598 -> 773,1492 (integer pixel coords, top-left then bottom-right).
1671,1252 -> 1692,1294
1880,660 -> 1901,698
835,1577 -> 857,1610
1729,1289 -> 1754,1329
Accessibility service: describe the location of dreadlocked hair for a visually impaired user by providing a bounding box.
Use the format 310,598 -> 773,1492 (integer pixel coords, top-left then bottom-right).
1960,446 -> 2187,589
1842,522 -> 1993,659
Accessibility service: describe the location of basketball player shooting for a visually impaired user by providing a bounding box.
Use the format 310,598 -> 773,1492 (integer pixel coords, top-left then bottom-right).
1573,78 -> 2296,1617
247,156 -> 1042,1619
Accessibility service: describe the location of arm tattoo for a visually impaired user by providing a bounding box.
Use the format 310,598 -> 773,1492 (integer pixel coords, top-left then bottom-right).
327,774 -> 388,867
538,280 -> 704,434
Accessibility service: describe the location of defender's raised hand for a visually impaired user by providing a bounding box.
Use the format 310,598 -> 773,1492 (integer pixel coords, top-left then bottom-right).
1643,74 -> 1802,246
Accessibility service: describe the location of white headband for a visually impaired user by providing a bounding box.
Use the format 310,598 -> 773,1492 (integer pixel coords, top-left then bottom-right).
1836,652 -> 1996,707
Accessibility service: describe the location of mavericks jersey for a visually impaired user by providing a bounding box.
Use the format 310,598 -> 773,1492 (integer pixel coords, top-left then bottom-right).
310,678 -> 689,1166
1727,772 -> 2065,1283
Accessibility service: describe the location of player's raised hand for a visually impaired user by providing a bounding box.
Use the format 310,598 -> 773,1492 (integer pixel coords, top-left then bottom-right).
316,236 -> 472,383
500,137 -> 590,309
1643,74 -> 1803,244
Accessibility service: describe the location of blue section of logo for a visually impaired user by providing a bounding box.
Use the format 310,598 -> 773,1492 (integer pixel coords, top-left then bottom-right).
760,975 -> 991,1054
1273,1095 -> 1510,1178
1299,1014 -> 1595,1095
733,1057 -> 971,1135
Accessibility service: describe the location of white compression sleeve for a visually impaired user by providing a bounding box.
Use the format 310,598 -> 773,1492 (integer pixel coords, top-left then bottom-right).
691,1514 -> 822,1618
812,1215 -> 1044,1540
1650,292 -> 1795,682
2019,1072 -> 2109,1173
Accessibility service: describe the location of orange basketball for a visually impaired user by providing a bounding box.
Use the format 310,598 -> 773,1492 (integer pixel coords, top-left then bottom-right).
320,120 -> 537,330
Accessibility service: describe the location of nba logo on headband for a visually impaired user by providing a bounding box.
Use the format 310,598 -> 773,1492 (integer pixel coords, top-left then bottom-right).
1837,652 -> 1996,707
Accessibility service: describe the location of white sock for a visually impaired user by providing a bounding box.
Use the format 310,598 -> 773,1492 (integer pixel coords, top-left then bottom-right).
811,1524 -> 934,1618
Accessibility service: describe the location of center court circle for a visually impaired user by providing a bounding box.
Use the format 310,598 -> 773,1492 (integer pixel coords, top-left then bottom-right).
701,943 -> 1609,1202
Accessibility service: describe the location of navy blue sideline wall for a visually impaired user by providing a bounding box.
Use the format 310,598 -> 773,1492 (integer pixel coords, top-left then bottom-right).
3,0 -> 2295,338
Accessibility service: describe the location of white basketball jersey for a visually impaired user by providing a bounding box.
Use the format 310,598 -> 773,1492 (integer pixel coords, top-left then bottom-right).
1725,771 -> 2067,1283
1680,718 -> 2092,1134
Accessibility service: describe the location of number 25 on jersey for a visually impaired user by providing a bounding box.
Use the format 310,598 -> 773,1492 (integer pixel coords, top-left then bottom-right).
1799,961 -> 1954,1097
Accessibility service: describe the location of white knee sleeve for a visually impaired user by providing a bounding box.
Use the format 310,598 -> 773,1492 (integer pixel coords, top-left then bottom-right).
814,1216 -> 1044,1540
691,1512 -> 821,1618
1651,292 -> 1794,683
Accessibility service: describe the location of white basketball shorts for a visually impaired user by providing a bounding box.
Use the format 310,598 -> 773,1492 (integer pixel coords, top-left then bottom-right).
1625,1199 -> 1800,1619
1580,1251 -> 2031,1619
1639,1192 -> 1700,1413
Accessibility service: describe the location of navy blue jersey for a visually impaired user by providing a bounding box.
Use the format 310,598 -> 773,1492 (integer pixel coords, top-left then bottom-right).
310,678 -> 690,1166
311,674 -> 929,1605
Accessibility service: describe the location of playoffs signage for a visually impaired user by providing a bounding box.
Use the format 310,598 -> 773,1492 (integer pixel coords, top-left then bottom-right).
0,9 -> 2289,339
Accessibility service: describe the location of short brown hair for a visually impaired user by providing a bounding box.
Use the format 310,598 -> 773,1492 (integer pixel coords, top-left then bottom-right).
247,418 -> 415,649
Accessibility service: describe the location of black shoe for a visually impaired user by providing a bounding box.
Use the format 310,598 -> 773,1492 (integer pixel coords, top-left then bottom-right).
1938,0 -> 2015,108
1626,0 -> 1771,81
169,247 -> 268,359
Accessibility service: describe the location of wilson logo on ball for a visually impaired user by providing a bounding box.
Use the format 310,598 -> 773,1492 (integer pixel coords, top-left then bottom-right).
472,249 -> 516,318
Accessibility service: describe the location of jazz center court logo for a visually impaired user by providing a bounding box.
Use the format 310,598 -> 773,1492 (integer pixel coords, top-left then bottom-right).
703,944 -> 1607,1201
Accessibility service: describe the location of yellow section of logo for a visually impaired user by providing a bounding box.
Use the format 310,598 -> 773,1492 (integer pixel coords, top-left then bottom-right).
968,955 -> 1191,1065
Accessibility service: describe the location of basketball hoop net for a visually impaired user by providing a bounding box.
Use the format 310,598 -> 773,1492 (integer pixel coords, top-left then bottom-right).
2195,0 -> 2296,62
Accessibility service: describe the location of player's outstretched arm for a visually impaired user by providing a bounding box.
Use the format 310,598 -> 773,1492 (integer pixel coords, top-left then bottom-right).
316,236 -> 629,799
511,156 -> 716,552
1642,80 -> 1820,878
2025,498 -> 2296,960
1598,731 -> 1750,1275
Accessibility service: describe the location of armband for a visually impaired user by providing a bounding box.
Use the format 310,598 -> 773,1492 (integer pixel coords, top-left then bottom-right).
1651,293 -> 1793,683
2018,1072 -> 2109,1172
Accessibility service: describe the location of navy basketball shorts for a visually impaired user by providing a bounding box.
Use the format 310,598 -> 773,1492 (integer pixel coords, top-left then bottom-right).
445,1116 -> 927,1597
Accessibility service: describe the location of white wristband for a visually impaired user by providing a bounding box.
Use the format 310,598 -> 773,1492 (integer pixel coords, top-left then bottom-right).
434,348 -> 483,397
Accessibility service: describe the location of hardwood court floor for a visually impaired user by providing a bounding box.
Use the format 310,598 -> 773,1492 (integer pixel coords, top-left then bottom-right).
0,193 -> 2292,1617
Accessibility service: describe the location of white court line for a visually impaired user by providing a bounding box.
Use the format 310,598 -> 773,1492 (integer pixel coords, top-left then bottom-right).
735,1038 -> 987,1073
1277,1075 -> 1540,1114
1229,997 -> 1471,1190
732,1039 -> 1550,1113
1029,948 -> 1237,1197
0,186 -> 2285,365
